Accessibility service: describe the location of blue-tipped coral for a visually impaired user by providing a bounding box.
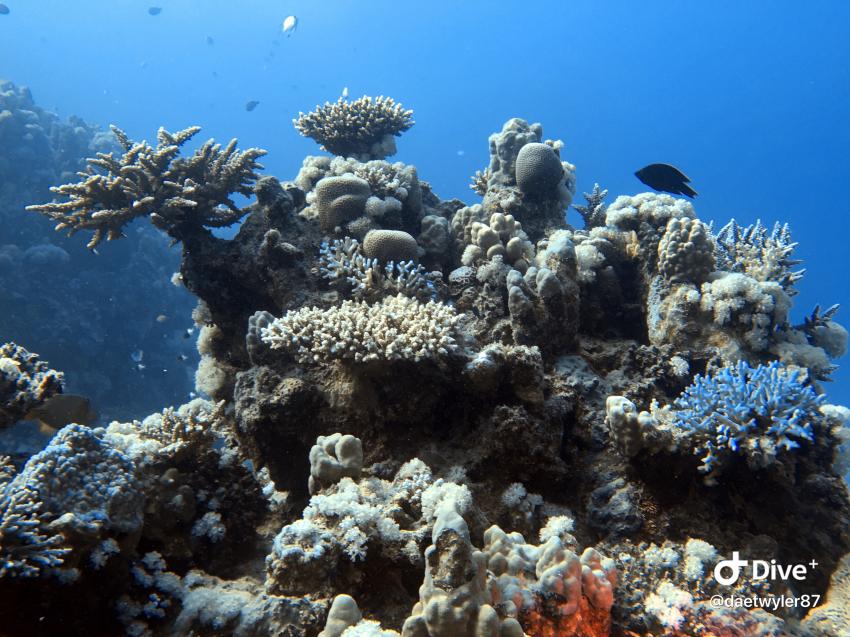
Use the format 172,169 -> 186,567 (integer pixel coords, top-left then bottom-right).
672,360 -> 824,478
714,219 -> 805,295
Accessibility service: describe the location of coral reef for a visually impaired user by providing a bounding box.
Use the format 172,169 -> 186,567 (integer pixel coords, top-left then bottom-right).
9,97 -> 850,637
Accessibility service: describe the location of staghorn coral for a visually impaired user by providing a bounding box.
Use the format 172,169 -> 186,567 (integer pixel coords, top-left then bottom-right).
0,455 -> 70,577
715,218 -> 804,295
260,295 -> 462,364
671,360 -> 825,479
0,342 -> 63,429
469,168 -> 489,196
294,96 -> 414,160
572,182 -> 608,229
27,125 -> 266,248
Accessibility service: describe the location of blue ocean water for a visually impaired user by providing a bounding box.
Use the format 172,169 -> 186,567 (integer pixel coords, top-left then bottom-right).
2,0 -> 848,405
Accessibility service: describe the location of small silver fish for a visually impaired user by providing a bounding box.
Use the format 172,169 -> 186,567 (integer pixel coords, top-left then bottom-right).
342,86 -> 349,99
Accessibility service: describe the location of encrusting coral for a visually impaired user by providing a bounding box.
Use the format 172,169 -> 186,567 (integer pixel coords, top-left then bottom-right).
13,95 -> 850,637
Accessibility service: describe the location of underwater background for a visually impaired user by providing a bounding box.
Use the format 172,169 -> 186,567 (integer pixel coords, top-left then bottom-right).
2,0 -> 848,420
3,2 -> 850,636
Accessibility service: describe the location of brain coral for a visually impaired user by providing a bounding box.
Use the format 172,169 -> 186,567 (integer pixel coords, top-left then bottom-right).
315,175 -> 371,232
362,229 -> 419,263
515,142 -> 564,198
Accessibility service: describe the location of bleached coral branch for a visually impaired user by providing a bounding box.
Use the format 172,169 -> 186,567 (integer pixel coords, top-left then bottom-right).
27,125 -> 266,248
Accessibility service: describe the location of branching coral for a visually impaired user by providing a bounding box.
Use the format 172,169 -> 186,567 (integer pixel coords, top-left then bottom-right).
469,168 -> 489,196
671,360 -> 824,478
0,455 -> 69,577
572,183 -> 608,229
293,96 -> 414,160
318,237 -> 437,301
27,125 -> 266,248
260,295 -> 461,364
0,342 -> 63,429
0,424 -> 142,578
714,219 -> 804,295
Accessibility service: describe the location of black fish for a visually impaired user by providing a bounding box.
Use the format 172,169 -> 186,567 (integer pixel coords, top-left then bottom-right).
0,4 -> 9,15
148,6 -> 162,15
635,163 -> 697,198
245,100 -> 260,112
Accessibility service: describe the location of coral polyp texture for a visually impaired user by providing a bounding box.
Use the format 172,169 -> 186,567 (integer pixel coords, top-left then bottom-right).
10,98 -> 850,637
294,95 -> 414,160
259,295 -> 462,364
27,125 -> 266,248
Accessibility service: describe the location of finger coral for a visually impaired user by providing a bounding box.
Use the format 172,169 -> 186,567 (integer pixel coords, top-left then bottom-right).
294,96 -> 414,160
27,125 -> 266,248
260,294 -> 462,364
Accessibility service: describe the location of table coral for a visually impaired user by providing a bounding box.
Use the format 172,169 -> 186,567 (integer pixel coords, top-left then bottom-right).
294,96 -> 414,160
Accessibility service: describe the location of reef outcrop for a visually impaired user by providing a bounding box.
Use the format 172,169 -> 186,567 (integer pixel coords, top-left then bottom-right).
5,94 -> 850,637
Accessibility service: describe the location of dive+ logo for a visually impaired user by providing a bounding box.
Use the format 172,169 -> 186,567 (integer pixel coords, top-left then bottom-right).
713,552 -> 818,586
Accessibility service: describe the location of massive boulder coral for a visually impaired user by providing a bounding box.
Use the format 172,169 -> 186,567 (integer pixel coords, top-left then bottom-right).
294,95 -> 414,160
478,118 -> 576,242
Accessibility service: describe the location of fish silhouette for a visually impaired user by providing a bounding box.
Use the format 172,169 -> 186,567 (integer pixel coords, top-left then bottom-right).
245,100 -> 260,112
0,5 -> 10,16
635,163 -> 697,198
25,394 -> 98,431
148,6 -> 162,16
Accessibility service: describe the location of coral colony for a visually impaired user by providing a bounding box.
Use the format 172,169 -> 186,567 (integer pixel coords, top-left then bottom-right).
1,92 -> 849,636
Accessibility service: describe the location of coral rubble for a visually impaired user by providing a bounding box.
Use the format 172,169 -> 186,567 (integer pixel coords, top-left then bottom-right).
7,96 -> 850,637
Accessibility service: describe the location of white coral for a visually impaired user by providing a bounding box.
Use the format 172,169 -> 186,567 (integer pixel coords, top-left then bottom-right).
260,295 -> 461,364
